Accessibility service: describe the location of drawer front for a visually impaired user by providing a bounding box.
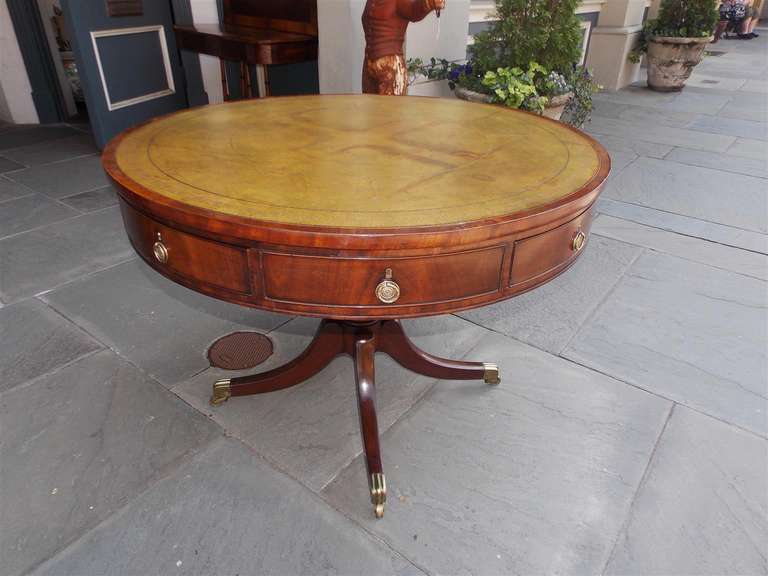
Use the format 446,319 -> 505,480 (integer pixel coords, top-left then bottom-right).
510,208 -> 593,286
261,246 -> 505,307
120,202 -> 251,294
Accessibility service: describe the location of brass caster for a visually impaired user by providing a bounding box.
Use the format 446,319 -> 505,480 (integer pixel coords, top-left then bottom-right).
483,363 -> 500,385
210,378 -> 231,406
370,473 -> 386,519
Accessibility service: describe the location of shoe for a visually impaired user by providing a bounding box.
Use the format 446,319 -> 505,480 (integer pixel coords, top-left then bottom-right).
737,33 -> 755,39
751,32 -> 760,37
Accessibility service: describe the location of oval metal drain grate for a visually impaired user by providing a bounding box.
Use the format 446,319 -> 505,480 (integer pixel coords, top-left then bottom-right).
208,331 -> 274,370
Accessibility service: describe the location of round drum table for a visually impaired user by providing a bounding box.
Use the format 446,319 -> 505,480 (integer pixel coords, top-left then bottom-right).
103,95 -> 610,518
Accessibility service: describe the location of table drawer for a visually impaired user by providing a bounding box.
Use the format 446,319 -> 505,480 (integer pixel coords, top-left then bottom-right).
510,208 -> 593,286
261,246 -> 505,307
120,202 -> 251,294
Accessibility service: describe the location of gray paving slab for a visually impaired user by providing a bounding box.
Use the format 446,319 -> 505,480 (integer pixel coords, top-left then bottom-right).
0,156 -> 24,173
31,437 -> 420,576
0,350 -> 221,576
323,331 -> 672,575
684,73 -> 747,91
687,115 -> 768,141
587,116 -> 736,151
0,125 -> 80,151
458,235 -> 642,353
0,176 -> 34,202
605,406 -> 768,576
727,136 -> 768,160
564,251 -> 768,436
0,206 -> 134,303
592,214 -> 768,280
43,258 -> 288,386
0,298 -> 102,394
173,314 -> 488,491
595,87 -> 732,114
7,155 -> 109,199
583,132 -> 674,159
741,79 -> 768,93
596,197 -> 768,254
0,133 -> 97,166
606,157 -> 768,233
605,150 -> 637,174
59,185 -> 118,213
592,101 -> 699,128
666,146 -> 768,179
716,92 -> 768,121
0,193 -> 80,238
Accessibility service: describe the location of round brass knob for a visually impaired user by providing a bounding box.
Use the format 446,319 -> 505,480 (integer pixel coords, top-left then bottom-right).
572,230 -> 586,252
153,232 -> 168,263
375,268 -> 400,304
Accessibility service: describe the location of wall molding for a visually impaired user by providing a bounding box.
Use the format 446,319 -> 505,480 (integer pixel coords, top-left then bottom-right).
90,24 -> 176,111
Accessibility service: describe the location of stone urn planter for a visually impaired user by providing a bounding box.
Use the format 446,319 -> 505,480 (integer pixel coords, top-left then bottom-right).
541,92 -> 573,121
454,86 -> 494,104
454,86 -> 573,121
646,36 -> 713,92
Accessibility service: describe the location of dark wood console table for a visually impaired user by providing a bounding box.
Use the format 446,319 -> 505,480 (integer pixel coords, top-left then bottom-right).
103,95 -> 610,518
174,0 -> 318,98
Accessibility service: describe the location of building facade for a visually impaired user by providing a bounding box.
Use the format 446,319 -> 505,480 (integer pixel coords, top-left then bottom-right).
0,0 -> 652,125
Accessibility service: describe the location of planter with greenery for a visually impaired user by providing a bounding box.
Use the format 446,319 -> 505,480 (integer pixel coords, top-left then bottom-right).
629,0 -> 717,91
407,0 -> 600,127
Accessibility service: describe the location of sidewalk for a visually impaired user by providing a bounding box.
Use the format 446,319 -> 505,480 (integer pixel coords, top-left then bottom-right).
0,33 -> 766,576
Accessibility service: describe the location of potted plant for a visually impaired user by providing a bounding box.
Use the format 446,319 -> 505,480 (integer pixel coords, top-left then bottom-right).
406,0 -> 601,127
630,0 -> 718,91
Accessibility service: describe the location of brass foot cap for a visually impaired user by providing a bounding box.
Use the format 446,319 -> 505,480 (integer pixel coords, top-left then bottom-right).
370,472 -> 386,518
483,363 -> 501,385
210,378 -> 231,406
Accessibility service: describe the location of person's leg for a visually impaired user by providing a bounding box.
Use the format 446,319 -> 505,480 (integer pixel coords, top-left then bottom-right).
748,0 -> 761,32
739,3 -> 756,36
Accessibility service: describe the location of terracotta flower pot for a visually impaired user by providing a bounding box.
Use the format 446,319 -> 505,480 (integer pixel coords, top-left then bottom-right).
454,86 -> 573,120
646,36 -> 713,92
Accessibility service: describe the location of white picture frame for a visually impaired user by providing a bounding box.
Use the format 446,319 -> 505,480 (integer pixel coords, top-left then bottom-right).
90,25 -> 176,111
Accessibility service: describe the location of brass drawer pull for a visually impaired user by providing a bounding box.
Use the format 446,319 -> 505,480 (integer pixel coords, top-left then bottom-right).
375,268 -> 400,304
572,230 -> 586,252
152,232 -> 169,263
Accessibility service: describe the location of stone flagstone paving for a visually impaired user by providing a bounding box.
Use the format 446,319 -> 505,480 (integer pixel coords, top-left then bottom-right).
1,33 -> 766,576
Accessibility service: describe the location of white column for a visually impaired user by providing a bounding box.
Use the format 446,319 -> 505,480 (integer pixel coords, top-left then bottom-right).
586,0 -> 648,90
189,0 -> 224,104
318,0 -> 366,94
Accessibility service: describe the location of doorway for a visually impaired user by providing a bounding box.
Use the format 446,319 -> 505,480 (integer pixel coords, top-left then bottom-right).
37,0 -> 89,125
7,0 -> 202,148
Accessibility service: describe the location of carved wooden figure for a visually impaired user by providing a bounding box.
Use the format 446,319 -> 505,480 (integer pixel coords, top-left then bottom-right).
362,0 -> 445,95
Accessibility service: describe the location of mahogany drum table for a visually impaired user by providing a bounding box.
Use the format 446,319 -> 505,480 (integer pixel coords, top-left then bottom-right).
103,95 -> 610,518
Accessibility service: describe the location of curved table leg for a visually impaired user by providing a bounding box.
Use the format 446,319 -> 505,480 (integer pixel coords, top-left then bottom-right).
378,320 -> 500,385
353,328 -> 386,518
208,318 -> 497,518
210,320 -> 345,405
